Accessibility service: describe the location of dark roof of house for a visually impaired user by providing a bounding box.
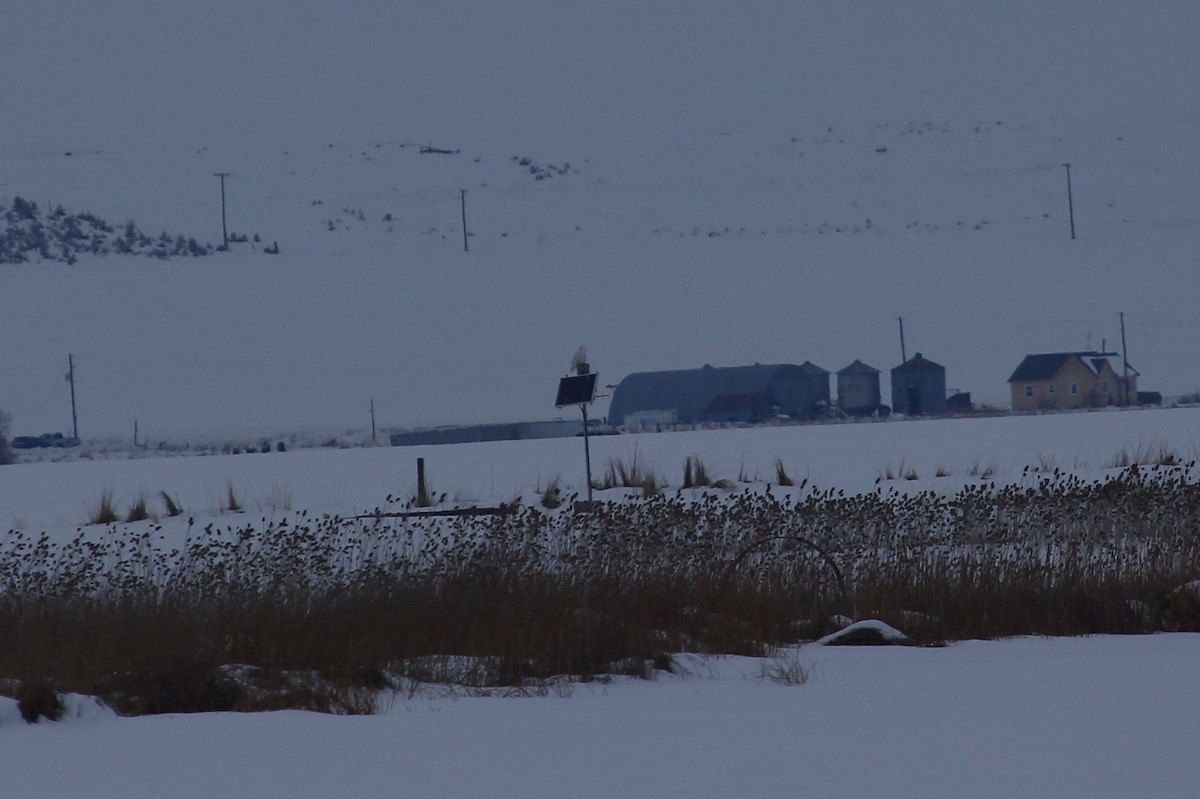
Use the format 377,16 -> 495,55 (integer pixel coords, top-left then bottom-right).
1008,353 -> 1079,382
1008,352 -> 1136,383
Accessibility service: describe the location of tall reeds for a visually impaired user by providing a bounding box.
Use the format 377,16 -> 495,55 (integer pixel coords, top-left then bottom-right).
2,463 -> 1197,714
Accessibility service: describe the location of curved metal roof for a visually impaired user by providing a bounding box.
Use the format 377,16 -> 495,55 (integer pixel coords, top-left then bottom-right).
609,363 -> 825,425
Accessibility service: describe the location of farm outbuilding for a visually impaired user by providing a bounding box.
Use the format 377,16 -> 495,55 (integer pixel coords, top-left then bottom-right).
890,353 -> 947,416
390,420 -> 594,447
1007,351 -> 1137,411
608,362 -> 831,429
836,360 -> 882,416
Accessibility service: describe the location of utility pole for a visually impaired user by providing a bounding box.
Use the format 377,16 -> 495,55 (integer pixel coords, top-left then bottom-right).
214,172 -> 230,248
370,399 -> 377,444
1063,163 -> 1076,240
459,189 -> 469,252
1119,311 -> 1130,405
898,316 -> 908,363
67,353 -> 78,439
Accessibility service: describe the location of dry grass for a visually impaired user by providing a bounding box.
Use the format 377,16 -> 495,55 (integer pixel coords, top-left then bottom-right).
758,649 -> 812,685
159,490 -> 184,518
682,455 -> 712,488
539,475 -> 564,509
125,494 -> 151,523
88,490 -> 120,525
3,463 -> 1198,716
1105,439 -> 1180,469
223,480 -> 243,513
594,450 -> 660,495
774,457 -> 795,487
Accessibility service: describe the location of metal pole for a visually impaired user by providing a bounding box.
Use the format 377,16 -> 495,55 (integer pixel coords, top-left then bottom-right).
460,189 -> 469,252
898,316 -> 907,363
1063,163 -> 1075,240
581,403 -> 593,505
214,172 -> 230,248
370,399 -> 376,444
417,457 -> 428,506
1119,311 -> 1130,405
67,353 -> 78,439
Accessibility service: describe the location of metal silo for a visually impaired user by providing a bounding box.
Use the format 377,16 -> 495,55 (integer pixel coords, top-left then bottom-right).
836,360 -> 882,416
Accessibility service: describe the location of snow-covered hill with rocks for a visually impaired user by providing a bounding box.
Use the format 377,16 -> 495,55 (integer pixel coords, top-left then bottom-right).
1,2 -> 1197,440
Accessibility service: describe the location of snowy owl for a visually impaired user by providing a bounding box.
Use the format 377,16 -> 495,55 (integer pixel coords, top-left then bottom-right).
570,345 -> 588,374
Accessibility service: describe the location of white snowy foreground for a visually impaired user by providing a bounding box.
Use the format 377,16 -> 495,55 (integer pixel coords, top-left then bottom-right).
2,634 -> 1196,798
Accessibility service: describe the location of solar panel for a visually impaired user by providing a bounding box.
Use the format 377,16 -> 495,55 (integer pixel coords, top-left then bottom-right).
555,373 -> 598,407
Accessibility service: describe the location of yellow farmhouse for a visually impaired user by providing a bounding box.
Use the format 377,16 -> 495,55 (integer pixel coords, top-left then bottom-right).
1008,352 -> 1138,411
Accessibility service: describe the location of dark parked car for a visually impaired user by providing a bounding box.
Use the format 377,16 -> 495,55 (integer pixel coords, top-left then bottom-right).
10,433 -> 81,449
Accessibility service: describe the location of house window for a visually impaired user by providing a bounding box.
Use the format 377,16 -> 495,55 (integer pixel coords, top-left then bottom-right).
1070,383 -> 1079,395
1024,385 -> 1033,398
1101,381 -> 1110,394
1048,384 -> 1056,394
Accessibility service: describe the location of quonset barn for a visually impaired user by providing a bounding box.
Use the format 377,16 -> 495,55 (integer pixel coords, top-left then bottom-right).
608,362 -> 830,429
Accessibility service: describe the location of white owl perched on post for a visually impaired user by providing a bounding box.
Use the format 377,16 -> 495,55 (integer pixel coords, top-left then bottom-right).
570,345 -> 589,375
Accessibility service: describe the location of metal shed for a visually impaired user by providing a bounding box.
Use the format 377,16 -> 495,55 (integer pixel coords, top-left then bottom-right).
390,420 -> 592,447
836,360 -> 882,416
890,353 -> 947,416
608,363 -> 831,428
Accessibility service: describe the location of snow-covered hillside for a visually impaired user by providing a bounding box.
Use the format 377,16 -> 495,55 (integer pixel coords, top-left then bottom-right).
3,2 -> 1198,440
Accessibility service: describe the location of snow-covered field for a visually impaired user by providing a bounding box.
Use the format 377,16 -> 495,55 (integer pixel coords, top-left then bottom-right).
4,3 -> 1200,794
2,405 -> 1199,798
3,634 -> 1197,798
4,403 -> 1199,537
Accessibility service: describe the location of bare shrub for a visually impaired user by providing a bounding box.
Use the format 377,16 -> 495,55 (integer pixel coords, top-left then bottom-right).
16,682 -> 63,723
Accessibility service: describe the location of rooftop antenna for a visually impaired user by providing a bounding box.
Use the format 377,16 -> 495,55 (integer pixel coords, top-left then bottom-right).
556,346 -> 599,509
